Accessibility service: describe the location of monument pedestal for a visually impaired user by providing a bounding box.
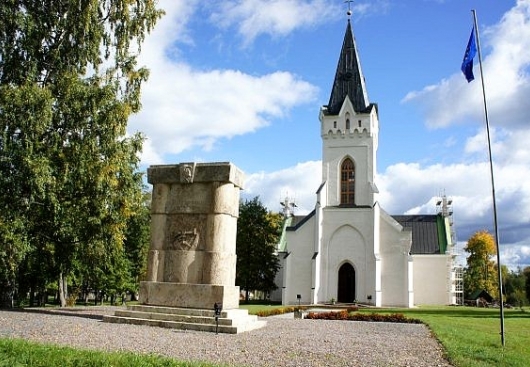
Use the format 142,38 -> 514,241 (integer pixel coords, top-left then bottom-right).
138,281 -> 239,309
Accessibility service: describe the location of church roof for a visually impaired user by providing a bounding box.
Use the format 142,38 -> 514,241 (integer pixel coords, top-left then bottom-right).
392,214 -> 448,255
283,213 -> 448,255
325,20 -> 370,115
285,211 -> 315,232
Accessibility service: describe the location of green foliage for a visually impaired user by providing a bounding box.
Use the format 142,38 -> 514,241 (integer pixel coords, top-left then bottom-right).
463,230 -> 498,298
504,267 -> 529,307
236,197 -> 281,301
0,1 -> 163,307
525,267 -> 530,304
0,217 -> 29,306
123,191 -> 151,291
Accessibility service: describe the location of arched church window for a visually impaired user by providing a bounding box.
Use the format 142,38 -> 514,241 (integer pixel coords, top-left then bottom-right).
346,119 -> 350,130
341,158 -> 355,205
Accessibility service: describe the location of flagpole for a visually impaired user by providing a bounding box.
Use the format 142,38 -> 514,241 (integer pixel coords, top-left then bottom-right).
471,9 -> 505,347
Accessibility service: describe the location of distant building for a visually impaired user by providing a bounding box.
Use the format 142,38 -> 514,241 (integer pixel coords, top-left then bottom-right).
270,20 -> 459,307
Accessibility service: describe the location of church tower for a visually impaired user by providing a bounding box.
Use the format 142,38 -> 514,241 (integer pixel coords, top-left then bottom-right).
319,19 -> 379,208
272,15 -> 453,309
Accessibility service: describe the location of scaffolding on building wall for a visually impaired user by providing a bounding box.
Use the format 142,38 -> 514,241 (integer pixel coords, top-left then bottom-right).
436,194 -> 464,305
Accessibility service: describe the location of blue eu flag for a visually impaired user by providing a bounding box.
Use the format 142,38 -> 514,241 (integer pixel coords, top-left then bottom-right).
461,26 -> 477,82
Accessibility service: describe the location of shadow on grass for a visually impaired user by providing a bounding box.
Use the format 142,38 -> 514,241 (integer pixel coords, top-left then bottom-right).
378,307 -> 530,319
0,306 -> 118,321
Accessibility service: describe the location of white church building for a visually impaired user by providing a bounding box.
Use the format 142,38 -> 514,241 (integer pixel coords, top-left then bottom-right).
270,20 -> 458,308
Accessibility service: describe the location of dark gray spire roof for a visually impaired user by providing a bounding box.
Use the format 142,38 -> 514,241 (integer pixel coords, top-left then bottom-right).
326,20 -> 370,115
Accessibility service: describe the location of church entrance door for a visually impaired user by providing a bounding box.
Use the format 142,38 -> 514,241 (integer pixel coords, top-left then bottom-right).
337,263 -> 355,303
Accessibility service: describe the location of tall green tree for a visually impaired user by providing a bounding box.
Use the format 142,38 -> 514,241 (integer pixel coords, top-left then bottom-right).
0,1 -> 162,306
236,197 -> 281,302
463,230 -> 498,299
524,266 -> 530,304
504,267 -> 528,307
0,217 -> 29,307
123,190 -> 151,298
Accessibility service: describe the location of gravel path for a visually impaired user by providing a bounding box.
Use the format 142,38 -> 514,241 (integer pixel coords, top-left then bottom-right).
0,306 -> 453,367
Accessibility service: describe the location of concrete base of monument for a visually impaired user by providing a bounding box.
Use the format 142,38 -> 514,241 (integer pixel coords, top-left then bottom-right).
103,305 -> 266,334
138,281 -> 240,309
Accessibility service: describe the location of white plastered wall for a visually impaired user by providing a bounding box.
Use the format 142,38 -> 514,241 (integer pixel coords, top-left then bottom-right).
282,216 -> 316,305
379,210 -> 413,307
320,207 -> 376,305
412,254 -> 453,305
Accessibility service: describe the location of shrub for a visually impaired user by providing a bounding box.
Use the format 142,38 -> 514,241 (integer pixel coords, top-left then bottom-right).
346,306 -> 358,313
305,311 -> 422,324
255,306 -> 308,317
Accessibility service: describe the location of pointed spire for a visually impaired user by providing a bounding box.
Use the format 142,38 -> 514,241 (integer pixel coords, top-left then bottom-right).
326,19 -> 369,115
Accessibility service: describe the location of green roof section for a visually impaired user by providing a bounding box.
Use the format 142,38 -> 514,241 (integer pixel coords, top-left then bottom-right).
436,214 -> 450,254
277,216 -> 293,252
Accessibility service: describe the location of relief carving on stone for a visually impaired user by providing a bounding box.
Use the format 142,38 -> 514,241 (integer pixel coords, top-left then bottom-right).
180,163 -> 196,184
165,214 -> 205,251
173,228 -> 200,251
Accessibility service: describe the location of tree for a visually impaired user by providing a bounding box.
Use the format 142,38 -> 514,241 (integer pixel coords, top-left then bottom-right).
123,190 -> 151,299
0,1 -> 163,306
463,230 -> 498,299
236,197 -> 281,302
504,267 -> 528,307
524,267 -> 530,304
0,216 -> 29,307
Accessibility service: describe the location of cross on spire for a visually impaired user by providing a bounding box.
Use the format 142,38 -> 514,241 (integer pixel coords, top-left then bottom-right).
344,0 -> 354,18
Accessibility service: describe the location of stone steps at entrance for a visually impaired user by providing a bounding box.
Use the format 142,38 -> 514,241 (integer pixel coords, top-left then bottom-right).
102,305 -> 266,334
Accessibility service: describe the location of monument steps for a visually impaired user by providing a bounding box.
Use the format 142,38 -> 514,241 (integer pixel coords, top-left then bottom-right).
103,305 -> 266,334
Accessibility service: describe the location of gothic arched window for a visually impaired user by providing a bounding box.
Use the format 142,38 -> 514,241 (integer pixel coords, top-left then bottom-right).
346,119 -> 350,130
341,158 -> 355,205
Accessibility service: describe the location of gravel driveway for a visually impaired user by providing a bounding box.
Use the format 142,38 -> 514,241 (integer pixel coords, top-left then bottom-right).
0,307 -> 453,367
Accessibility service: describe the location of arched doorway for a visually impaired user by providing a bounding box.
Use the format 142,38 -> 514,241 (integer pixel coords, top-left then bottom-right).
337,263 -> 355,303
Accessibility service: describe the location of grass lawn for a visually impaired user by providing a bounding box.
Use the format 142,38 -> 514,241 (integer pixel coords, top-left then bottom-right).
379,306 -> 530,367
0,338 -> 221,367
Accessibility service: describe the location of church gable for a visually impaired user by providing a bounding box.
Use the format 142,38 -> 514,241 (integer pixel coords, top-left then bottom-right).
285,211 -> 315,232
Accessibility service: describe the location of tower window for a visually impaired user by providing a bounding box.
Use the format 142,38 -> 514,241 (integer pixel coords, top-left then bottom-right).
341,158 -> 355,205
346,119 -> 350,130
333,121 -> 337,128
358,120 -> 362,127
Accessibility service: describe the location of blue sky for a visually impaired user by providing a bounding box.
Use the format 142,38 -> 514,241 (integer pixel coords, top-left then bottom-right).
128,0 -> 530,270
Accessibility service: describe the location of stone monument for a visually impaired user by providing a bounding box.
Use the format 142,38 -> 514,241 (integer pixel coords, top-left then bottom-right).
104,162 -> 265,333
141,162 -> 242,309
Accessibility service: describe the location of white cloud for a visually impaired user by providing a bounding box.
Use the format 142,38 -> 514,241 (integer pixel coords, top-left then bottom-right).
210,0 -> 342,46
243,160 -> 321,214
209,0 -> 392,46
128,1 -> 318,165
501,244 -> 530,269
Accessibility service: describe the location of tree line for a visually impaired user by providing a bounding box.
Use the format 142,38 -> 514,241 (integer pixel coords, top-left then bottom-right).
0,2 -> 281,309
0,0 -> 163,307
